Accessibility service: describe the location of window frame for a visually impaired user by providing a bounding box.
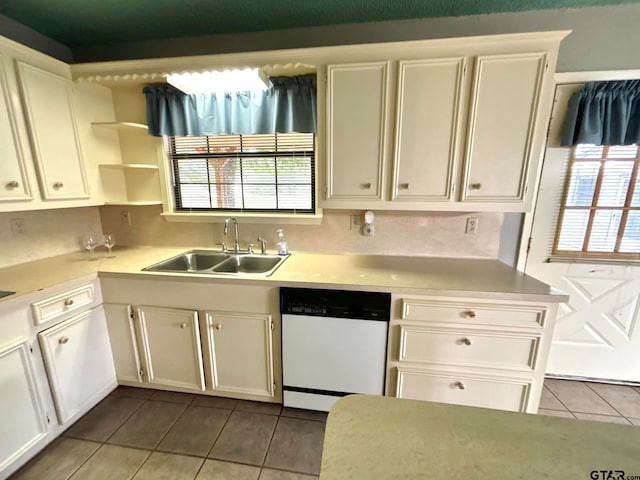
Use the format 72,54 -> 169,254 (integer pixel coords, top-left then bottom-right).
165,133 -> 317,215
552,144 -> 640,259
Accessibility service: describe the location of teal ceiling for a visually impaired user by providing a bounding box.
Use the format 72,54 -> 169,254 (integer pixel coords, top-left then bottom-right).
0,0 -> 637,48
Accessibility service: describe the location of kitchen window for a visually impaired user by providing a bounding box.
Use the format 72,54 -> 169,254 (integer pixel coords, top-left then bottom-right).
166,132 -> 315,213
554,143 -> 640,258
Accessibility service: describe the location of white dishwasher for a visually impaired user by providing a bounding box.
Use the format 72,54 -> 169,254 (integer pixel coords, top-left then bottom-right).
280,287 -> 390,412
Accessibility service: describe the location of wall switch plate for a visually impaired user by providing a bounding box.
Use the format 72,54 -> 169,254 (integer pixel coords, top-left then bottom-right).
10,218 -> 25,236
121,210 -> 132,226
465,217 -> 479,235
350,214 -> 361,230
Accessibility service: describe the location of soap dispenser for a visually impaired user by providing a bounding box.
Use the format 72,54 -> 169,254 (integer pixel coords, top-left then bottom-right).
276,229 -> 289,256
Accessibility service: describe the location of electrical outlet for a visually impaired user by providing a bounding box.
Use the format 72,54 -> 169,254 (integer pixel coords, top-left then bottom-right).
465,217 -> 479,235
10,218 -> 25,236
120,210 -> 132,226
350,214 -> 361,230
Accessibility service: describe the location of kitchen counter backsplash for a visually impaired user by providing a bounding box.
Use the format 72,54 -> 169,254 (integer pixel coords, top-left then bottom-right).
99,206 -> 503,258
0,207 -> 103,268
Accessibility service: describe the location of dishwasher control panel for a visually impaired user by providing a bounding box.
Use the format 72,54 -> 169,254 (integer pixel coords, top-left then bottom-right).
280,287 -> 390,321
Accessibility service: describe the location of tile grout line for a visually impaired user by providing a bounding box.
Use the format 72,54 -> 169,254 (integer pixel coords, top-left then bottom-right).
542,383 -> 574,414
261,414 -> 281,469
204,407 -> 235,459
583,382 -> 626,417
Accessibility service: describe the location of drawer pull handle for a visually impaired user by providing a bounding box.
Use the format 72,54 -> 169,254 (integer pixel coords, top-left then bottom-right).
215,323 -> 223,330
454,381 -> 465,390
64,299 -> 74,307
58,336 -> 69,345
464,311 -> 477,319
53,182 -> 64,189
362,182 -> 372,190
469,183 -> 482,190
461,337 -> 472,346
180,323 -> 187,329
6,180 -> 19,189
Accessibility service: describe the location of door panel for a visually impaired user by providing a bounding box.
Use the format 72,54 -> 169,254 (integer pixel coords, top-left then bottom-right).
136,306 -> 205,391
104,303 -> 142,384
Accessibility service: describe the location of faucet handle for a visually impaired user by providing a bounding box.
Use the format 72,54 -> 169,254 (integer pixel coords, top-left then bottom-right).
257,236 -> 267,255
216,242 -> 228,253
247,243 -> 257,254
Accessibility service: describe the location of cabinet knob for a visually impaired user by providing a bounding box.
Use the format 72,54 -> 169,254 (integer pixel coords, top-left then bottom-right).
6,180 -> 19,189
454,381 -> 466,390
469,183 -> 482,190
64,299 -> 74,307
215,323 -> 223,330
399,183 -> 410,190
464,311 -> 477,319
461,337 -> 472,346
180,323 -> 187,329
53,182 -> 64,189
58,336 -> 69,345
362,182 -> 372,190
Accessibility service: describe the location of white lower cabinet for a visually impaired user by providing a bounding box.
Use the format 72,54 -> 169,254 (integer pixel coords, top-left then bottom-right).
203,311 -> 275,398
38,306 -> 117,424
0,338 -> 49,476
135,306 -> 205,391
387,295 -> 557,413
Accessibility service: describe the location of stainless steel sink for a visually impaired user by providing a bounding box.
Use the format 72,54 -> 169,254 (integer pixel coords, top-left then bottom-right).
143,250 -> 288,277
212,255 -> 285,275
143,250 -> 229,273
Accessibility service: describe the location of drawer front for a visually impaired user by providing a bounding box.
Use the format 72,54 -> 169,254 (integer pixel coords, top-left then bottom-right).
31,283 -> 95,326
396,368 -> 531,412
399,326 -> 540,371
401,299 -> 545,328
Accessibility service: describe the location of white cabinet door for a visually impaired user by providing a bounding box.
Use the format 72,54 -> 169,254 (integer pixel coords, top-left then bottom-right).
326,62 -> 389,200
392,58 -> 466,202
0,56 -> 31,202
0,338 -> 49,477
461,53 -> 546,204
16,61 -> 89,200
104,303 -> 142,384
136,306 -> 205,391
204,311 -> 275,398
38,306 -> 116,424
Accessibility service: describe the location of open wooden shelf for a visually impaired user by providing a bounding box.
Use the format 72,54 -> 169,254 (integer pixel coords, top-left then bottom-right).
99,163 -> 159,170
92,121 -> 148,131
103,201 -> 162,206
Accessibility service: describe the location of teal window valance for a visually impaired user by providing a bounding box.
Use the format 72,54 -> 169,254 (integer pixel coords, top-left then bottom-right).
143,75 -> 317,137
561,80 -> 640,147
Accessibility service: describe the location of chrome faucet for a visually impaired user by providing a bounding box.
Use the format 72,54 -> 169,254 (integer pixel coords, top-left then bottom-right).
224,217 -> 240,253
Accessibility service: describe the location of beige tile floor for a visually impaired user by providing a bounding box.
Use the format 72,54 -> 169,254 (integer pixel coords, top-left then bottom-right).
12,380 -> 640,479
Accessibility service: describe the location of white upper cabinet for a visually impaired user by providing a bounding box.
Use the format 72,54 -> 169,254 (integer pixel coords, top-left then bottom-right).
16,61 -> 89,200
0,56 -> 31,202
392,58 -> 466,202
326,62 -> 389,201
461,53 -> 546,205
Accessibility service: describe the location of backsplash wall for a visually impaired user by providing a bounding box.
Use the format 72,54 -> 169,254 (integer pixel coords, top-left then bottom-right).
0,207 -> 103,268
99,206 -> 503,258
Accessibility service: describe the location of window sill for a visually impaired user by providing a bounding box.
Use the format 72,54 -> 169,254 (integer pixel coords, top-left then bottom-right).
546,255 -> 640,265
161,209 -> 323,225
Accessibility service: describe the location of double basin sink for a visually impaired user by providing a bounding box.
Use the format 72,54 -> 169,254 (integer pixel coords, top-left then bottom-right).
143,250 -> 289,277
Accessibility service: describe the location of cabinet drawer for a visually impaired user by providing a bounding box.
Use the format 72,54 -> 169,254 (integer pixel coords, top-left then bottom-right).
401,299 -> 545,328
399,326 -> 540,371
31,283 -> 95,326
396,368 -> 531,412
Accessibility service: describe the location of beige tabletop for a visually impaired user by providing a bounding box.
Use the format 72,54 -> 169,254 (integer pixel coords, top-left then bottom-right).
320,395 -> 640,479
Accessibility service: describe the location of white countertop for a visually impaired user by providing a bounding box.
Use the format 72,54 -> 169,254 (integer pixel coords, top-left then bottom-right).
0,246 -> 568,304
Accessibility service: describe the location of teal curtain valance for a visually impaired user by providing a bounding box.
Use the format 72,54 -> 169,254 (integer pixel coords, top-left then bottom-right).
561,80 -> 640,147
143,75 -> 317,137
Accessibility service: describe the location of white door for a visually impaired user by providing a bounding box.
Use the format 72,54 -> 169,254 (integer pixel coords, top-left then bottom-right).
204,311 -> 274,398
525,84 -> 640,382
461,53 -> 546,206
135,306 -> 205,391
0,338 -> 49,478
391,57 -> 466,202
38,306 -> 117,424
104,303 -> 143,384
325,62 -> 389,200
16,61 -> 89,200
